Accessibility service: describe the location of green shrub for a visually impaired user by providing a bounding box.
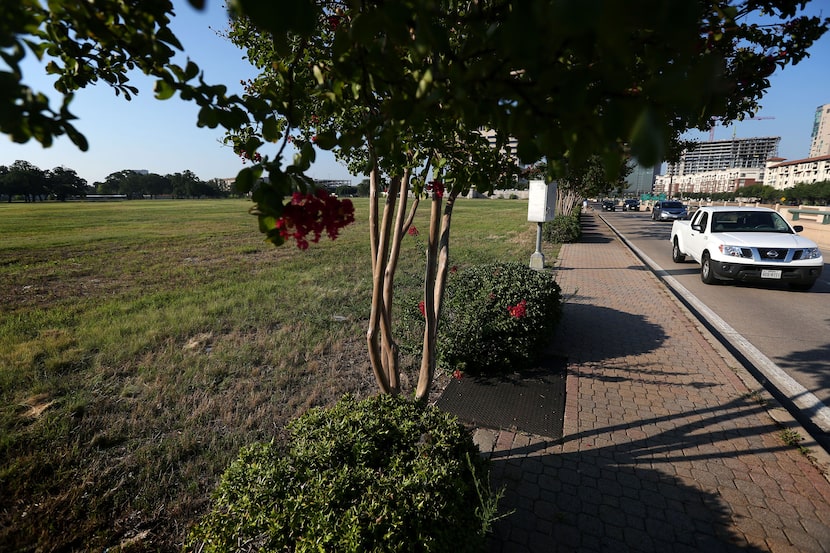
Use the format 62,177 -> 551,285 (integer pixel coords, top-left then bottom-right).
187,394 -> 498,553
438,262 -> 562,374
542,213 -> 581,243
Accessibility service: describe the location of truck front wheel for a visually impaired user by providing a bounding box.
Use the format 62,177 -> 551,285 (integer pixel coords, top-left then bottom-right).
700,252 -> 718,285
672,238 -> 686,263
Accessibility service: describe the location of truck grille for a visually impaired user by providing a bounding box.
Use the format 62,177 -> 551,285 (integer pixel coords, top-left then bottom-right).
758,248 -> 788,261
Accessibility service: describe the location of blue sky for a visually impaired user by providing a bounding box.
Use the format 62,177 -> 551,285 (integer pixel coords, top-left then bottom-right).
1,2 -> 829,185
684,2 -> 830,159
0,1 -> 354,186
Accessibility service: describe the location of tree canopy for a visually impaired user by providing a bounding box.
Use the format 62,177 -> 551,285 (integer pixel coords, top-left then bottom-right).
3,1 -> 828,195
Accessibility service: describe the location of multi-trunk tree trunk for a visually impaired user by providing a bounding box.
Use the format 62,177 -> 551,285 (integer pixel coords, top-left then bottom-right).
365,153 -> 457,401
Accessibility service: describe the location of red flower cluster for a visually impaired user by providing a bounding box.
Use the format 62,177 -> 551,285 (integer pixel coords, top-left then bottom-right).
408,226 -> 419,237
237,150 -> 262,164
452,369 -> 463,380
276,189 -> 355,249
507,299 -> 527,319
418,300 -> 426,318
427,180 -> 444,198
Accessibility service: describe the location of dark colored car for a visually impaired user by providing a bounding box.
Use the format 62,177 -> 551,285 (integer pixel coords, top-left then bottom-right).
623,199 -> 640,211
651,200 -> 688,221
601,200 -> 616,211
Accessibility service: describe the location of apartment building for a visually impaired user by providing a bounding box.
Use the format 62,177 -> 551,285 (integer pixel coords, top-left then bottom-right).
764,154 -> 830,190
809,103 -> 830,158
654,167 -> 764,196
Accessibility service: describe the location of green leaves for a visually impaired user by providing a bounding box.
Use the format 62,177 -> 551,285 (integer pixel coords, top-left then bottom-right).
197,105 -> 220,128
233,165 -> 263,194
230,0 -> 317,54
312,130 -> 337,150
261,116 -> 281,142
187,394 -> 495,552
2,0 -> 829,247
439,263 -> 563,374
628,108 -> 665,168
153,79 -> 175,100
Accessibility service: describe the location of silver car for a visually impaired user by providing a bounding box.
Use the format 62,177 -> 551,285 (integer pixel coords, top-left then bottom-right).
652,200 -> 688,221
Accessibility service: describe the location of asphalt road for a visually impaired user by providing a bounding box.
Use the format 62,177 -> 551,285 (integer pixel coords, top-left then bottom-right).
597,207 -> 830,444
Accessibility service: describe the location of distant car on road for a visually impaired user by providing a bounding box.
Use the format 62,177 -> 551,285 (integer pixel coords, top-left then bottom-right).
601,200 -> 616,211
622,199 -> 640,211
652,200 -> 688,221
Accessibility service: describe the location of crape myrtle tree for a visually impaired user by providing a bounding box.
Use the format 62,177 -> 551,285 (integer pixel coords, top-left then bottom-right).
182,0 -> 829,400
225,9 -> 517,398
2,1 -> 828,396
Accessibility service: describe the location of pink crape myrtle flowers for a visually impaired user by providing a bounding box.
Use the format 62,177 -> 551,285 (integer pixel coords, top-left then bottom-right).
426,180 -> 444,198
276,189 -> 355,249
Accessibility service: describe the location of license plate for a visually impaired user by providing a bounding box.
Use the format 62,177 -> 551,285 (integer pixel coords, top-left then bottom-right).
761,269 -> 782,279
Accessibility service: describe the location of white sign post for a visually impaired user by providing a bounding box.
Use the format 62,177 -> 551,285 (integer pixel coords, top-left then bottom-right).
527,180 -> 557,270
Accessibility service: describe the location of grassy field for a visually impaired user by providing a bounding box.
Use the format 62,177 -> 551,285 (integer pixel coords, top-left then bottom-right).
0,197 -> 558,552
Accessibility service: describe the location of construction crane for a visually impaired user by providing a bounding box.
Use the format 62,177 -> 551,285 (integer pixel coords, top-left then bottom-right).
709,115 -> 775,141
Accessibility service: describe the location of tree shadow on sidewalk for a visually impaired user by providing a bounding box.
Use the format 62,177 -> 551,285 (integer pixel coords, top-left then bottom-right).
475,285 -> 830,551
578,214 -> 614,244
552,302 -> 666,365
482,393 -> 822,552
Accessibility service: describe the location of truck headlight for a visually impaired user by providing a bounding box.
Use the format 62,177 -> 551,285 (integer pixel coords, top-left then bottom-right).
719,245 -> 747,258
801,248 -> 822,260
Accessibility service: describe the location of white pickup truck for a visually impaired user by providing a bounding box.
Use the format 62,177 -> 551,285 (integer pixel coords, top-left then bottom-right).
670,206 -> 824,290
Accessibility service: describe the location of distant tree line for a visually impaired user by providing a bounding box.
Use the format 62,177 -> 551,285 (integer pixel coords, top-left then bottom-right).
0,160 -> 89,202
683,181 -> 830,205
95,169 -> 231,199
0,160 -> 237,202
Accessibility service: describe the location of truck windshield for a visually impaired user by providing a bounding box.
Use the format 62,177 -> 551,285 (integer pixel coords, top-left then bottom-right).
711,211 -> 792,233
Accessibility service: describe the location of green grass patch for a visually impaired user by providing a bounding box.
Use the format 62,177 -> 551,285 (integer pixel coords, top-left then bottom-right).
0,197 -> 557,551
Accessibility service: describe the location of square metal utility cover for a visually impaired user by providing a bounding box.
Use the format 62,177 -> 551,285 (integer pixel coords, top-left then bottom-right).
436,356 -> 566,439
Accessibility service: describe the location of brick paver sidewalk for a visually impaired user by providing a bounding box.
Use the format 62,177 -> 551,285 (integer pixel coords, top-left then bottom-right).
478,212 -> 830,552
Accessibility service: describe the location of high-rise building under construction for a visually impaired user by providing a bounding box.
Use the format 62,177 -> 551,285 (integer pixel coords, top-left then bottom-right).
666,137 -> 780,177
